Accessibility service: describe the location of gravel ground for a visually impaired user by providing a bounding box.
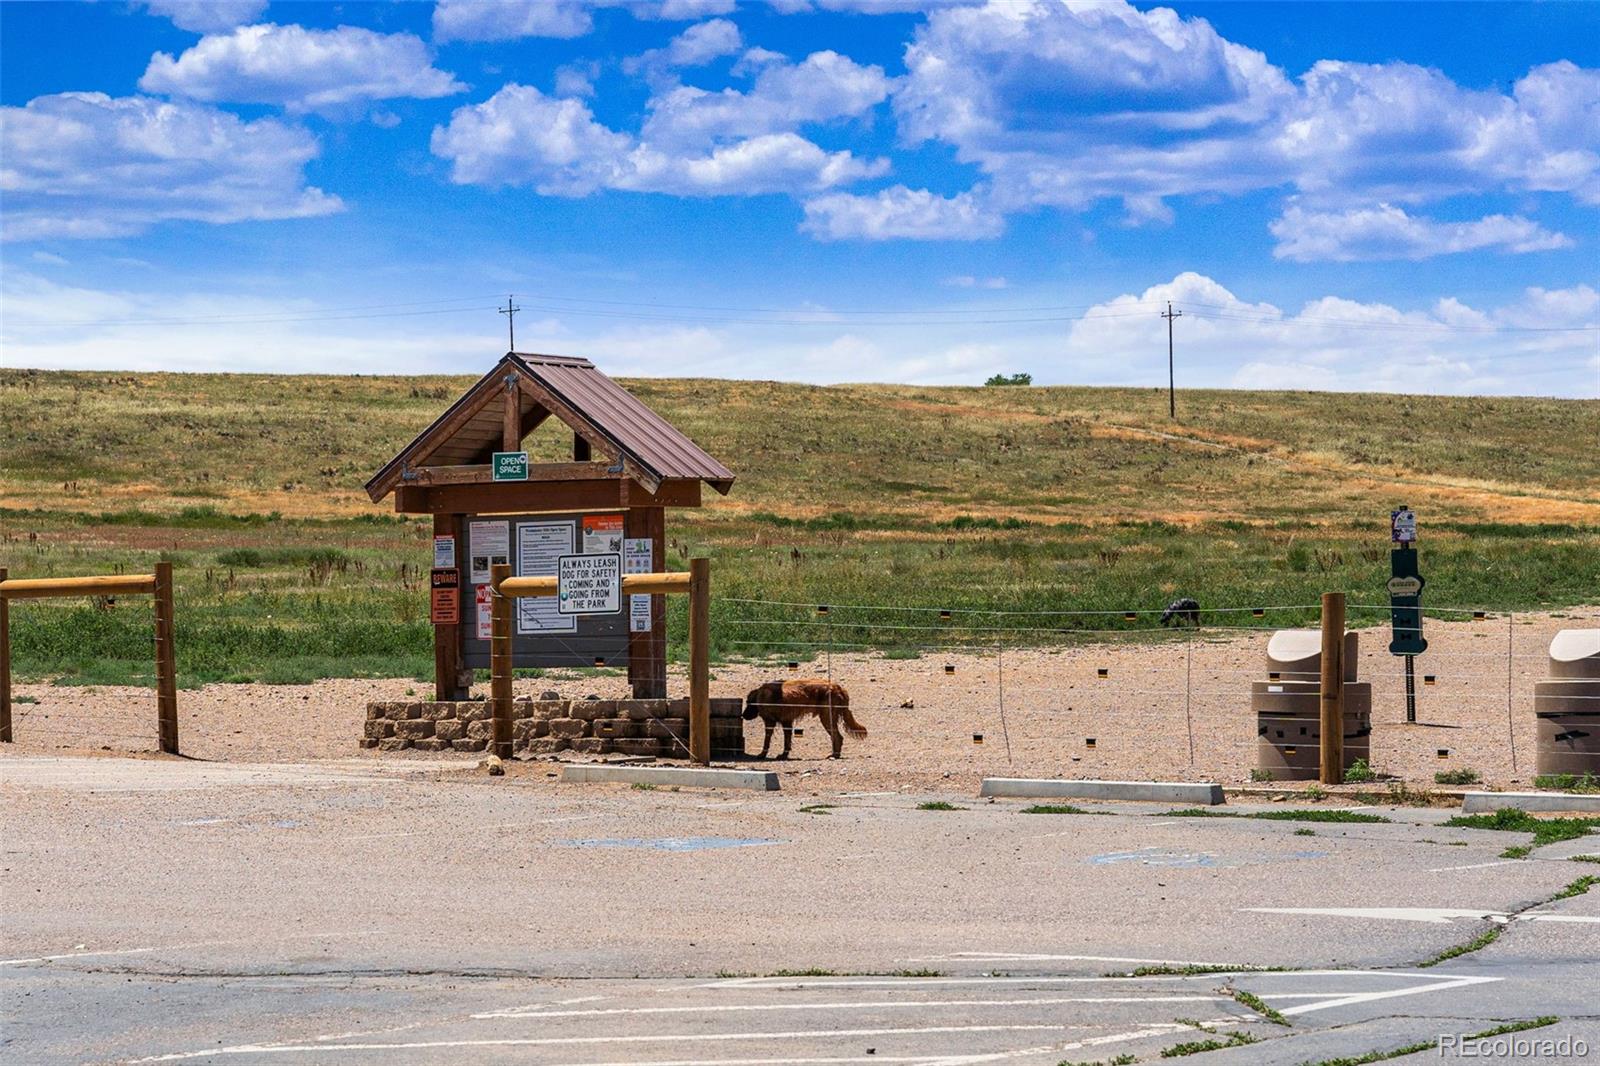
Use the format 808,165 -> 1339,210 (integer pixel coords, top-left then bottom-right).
7,609 -> 1595,793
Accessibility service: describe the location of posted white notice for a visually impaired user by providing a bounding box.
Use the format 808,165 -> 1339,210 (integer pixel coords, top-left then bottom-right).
558,553 -> 621,615
624,537 -> 653,633
432,535 -> 455,569
468,520 -> 510,584
516,521 -> 577,634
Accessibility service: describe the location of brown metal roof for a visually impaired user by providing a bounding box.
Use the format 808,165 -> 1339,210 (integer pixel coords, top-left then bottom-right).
365,353 -> 734,502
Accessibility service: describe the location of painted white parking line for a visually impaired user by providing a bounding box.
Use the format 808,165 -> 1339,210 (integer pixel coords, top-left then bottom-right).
1427,860 -> 1522,872
476,994 -> 1226,1020
918,1023 -> 1194,1066
0,929 -> 391,967
701,975 -> 1202,990
1246,906 -> 1503,924
897,951 -> 1239,967
1277,974 -> 1500,1017
1245,906 -> 1600,925
131,1024 -> 1104,1061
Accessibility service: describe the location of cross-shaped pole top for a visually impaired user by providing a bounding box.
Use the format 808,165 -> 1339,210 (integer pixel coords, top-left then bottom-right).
499,295 -> 521,351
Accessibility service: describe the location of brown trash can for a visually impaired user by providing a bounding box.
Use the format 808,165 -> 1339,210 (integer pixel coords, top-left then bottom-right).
1534,630 -> 1600,777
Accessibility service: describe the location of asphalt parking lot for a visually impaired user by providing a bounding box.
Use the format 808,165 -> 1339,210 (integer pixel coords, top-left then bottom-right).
3,754 -> 1597,1064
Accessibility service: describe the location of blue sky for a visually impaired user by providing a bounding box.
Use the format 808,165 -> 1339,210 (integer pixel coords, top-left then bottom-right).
1,0 -> 1596,395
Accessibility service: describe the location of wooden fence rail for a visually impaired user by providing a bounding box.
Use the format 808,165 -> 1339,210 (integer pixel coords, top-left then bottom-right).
490,559 -> 710,764
0,563 -> 179,754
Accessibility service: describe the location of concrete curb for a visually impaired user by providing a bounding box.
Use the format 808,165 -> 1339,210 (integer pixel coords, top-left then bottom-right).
561,764 -> 781,791
979,778 -> 1225,805
1461,791 -> 1600,814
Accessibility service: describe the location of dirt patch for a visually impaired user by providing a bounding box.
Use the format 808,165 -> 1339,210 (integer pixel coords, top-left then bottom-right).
6,609 -> 1594,795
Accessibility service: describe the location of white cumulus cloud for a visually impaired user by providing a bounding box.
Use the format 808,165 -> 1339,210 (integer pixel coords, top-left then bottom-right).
140,0 -> 267,34
432,0 -> 594,42
430,84 -> 885,196
641,50 -> 892,149
624,18 -> 742,79
1061,272 -> 1598,396
802,185 -> 1002,240
140,24 -> 464,116
1270,204 -> 1574,262
879,0 -> 1597,244
0,92 -> 342,241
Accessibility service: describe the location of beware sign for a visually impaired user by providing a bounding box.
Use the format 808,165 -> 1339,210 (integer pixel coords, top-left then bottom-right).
557,552 -> 620,615
430,567 -> 460,625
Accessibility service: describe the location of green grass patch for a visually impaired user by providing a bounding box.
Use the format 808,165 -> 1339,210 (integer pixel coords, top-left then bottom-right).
1435,768 -> 1482,786
1229,987 -> 1290,1026
1161,1031 -> 1257,1057
916,801 -> 965,811
1294,828 -> 1316,836
1443,808 -> 1600,848
1344,758 -> 1378,784
1571,854 -> 1600,864
799,804 -> 836,815
1058,1055 -> 1135,1066
1533,772 -> 1600,794
1500,845 -> 1533,859
1115,963 -> 1288,977
1158,808 -> 1390,824
5,372 -> 1599,685
1296,1016 -> 1557,1066
1552,875 -> 1597,900
1021,804 -> 1094,815
1417,925 -> 1501,968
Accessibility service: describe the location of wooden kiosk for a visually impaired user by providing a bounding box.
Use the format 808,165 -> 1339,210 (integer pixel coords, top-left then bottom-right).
365,353 -> 734,700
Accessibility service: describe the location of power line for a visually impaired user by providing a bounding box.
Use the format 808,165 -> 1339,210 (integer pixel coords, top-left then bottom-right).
24,291 -> 1599,334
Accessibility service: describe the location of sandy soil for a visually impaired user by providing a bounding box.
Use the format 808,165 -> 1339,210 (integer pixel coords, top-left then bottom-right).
6,609 -> 1595,795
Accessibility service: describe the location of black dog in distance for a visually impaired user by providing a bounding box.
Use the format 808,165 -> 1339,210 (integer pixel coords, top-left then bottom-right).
1161,598 -> 1201,627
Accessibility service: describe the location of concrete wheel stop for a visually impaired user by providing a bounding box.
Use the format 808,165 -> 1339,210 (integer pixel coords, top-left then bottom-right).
979,778 -> 1225,805
562,764 -> 781,791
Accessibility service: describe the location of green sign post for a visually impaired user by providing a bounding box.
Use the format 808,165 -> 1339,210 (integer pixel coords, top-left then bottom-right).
1388,505 -> 1426,723
492,451 -> 529,482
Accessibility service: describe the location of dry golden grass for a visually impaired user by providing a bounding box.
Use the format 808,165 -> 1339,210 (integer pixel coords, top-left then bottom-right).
7,369 -> 1594,527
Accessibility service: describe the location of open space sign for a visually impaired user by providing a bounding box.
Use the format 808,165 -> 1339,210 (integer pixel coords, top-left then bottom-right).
558,553 -> 621,615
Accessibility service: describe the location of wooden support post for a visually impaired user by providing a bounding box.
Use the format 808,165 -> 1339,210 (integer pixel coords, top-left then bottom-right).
490,562 -> 514,760
153,560 -> 179,755
502,377 -> 520,452
1319,591 -> 1345,785
0,566 -> 11,744
433,512 -> 466,700
626,507 -> 668,699
688,557 -> 711,765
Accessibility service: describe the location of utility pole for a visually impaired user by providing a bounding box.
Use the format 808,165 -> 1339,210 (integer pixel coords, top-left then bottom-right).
499,295 -> 520,352
1161,300 -> 1182,419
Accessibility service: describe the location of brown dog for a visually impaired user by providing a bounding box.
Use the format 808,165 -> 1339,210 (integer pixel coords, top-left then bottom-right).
742,679 -> 866,759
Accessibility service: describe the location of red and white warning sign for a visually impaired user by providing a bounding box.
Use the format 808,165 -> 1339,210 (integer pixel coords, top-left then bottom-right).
475,584 -> 493,640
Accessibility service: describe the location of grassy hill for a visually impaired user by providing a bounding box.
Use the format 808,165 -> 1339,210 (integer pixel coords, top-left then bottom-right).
3,369 -> 1597,685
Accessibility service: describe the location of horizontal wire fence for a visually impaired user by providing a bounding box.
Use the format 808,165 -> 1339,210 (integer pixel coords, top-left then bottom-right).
6,591 -> 1598,784
717,597 -> 1600,784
